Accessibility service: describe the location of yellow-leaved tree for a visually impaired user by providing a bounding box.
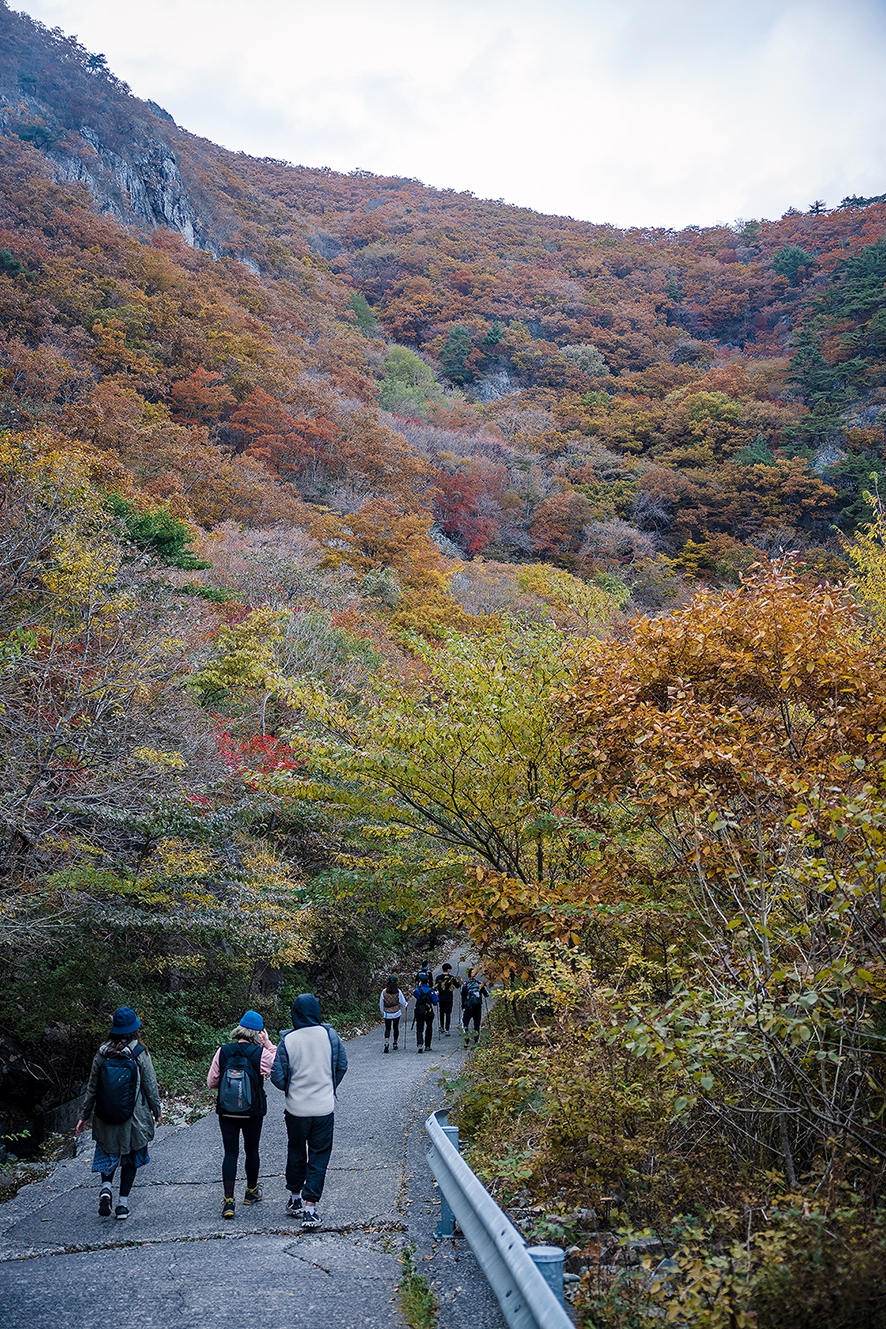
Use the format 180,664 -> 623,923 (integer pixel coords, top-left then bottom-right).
843,482 -> 886,629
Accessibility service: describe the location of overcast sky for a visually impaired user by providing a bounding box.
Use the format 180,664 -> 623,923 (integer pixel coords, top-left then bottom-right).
12,0 -> 886,229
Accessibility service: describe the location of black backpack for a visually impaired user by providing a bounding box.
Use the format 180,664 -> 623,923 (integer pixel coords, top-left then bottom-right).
217,1043 -> 262,1115
463,980 -> 482,1014
415,987 -> 435,1018
96,1044 -> 144,1124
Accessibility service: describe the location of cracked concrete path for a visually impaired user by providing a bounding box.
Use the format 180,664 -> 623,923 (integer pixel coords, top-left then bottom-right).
0,1015 -> 506,1329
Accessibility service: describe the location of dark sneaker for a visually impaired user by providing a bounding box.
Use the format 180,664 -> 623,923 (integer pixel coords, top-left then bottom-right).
417,1046 -> 423,1053
286,1194 -> 303,1215
243,1186 -> 263,1206
301,1209 -> 321,1229
392,1042 -> 398,1050
222,1197 -> 235,1220
114,1203 -> 129,1220
98,1187 -> 112,1218
383,1043 -> 389,1053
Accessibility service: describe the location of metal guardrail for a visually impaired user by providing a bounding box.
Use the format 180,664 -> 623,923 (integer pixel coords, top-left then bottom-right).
425,1109 -> 573,1329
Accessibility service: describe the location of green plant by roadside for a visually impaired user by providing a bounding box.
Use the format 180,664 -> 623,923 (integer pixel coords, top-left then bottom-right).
575,1204 -> 886,1329
398,1244 -> 437,1329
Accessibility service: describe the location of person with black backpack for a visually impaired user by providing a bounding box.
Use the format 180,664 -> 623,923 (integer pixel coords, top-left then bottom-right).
412,969 -> 438,1054
434,963 -> 462,1036
75,1007 -> 162,1221
206,1010 -> 277,1220
460,969 -> 489,1044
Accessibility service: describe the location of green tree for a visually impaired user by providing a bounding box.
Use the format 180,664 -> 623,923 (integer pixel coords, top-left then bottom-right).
439,325 -> 476,384
268,619 -> 620,915
379,346 -> 442,415
348,291 -> 377,332
108,495 -> 211,569
773,245 -> 814,284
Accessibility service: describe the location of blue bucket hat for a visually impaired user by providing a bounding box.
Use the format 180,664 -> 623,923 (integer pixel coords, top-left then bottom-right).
240,1009 -> 264,1031
111,1007 -> 141,1037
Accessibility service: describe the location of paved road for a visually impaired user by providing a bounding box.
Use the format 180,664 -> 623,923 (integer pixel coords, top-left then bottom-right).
0,1015 -> 506,1329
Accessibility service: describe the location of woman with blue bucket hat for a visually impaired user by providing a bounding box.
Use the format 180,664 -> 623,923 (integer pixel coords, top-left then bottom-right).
76,1006 -> 162,1221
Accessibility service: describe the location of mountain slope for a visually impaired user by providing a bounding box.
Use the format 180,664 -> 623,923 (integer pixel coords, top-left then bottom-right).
1,0 -> 885,582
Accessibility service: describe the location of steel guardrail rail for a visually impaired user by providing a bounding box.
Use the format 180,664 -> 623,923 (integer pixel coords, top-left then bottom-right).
425,1109 -> 573,1329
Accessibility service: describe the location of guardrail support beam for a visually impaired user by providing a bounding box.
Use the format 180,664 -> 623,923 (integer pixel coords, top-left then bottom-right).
425,1108 -> 573,1329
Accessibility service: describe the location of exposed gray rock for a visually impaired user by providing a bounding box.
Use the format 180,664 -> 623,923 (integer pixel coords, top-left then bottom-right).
0,86 -> 216,256
813,440 -> 846,473
474,370 -> 515,403
429,523 -> 465,560
47,126 -> 214,251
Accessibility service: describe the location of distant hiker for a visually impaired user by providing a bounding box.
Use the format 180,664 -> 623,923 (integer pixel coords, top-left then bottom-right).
412,969 -> 438,1053
206,1010 -> 277,1220
380,975 -> 408,1052
75,1007 -> 162,1221
461,969 -> 489,1043
271,993 -> 348,1229
434,963 -> 462,1036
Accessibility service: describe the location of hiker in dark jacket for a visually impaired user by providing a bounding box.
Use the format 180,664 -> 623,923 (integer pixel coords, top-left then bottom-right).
271,994 -> 347,1229
460,969 -> 489,1043
412,969 -> 438,1053
434,963 -> 461,1036
75,1007 -> 161,1221
206,1010 -> 276,1220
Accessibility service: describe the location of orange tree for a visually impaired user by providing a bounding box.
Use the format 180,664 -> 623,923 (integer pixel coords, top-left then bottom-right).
557,559 -> 886,1190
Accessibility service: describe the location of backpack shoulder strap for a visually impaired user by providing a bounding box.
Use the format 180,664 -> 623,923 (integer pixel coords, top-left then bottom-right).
322,1024 -> 338,1097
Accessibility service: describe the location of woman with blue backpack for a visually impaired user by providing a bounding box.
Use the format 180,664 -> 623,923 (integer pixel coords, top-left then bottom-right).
75,1006 -> 162,1221
206,1010 -> 277,1220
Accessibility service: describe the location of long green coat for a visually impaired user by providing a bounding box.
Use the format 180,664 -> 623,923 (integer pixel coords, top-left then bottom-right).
82,1039 -> 161,1156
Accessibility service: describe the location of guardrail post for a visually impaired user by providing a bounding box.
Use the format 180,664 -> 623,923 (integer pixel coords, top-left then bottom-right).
425,1109 -> 573,1328
526,1245 -> 565,1307
435,1120 -> 459,1237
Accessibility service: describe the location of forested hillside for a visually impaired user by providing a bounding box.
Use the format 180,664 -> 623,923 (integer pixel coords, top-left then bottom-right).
1,5 -> 886,1323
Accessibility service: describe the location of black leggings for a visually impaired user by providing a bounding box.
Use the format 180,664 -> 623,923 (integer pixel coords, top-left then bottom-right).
463,1006 -> 481,1034
101,1162 -> 136,1198
219,1115 -> 263,1194
384,1017 -> 401,1041
438,1000 -> 453,1032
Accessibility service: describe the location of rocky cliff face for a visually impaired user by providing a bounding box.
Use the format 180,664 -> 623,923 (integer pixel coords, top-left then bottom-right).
0,88 -> 215,254
49,124 -> 216,253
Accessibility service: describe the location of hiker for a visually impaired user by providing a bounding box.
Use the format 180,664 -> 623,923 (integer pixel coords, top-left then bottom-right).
206,1009 -> 277,1219
75,1007 -> 162,1221
434,962 -> 462,1037
379,975 -> 408,1052
271,993 -> 348,1229
461,969 -> 489,1043
412,968 -> 438,1053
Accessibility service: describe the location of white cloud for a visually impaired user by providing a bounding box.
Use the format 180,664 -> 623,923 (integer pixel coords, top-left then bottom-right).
12,0 -> 886,226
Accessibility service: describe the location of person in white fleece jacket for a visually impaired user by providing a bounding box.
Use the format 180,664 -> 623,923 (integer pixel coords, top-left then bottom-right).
270,993 -> 348,1228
